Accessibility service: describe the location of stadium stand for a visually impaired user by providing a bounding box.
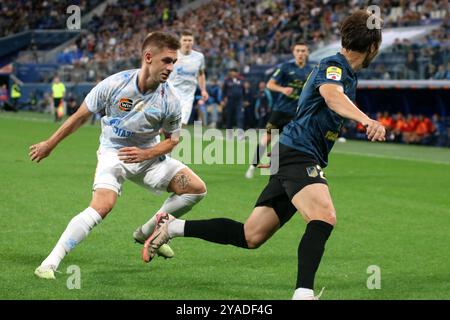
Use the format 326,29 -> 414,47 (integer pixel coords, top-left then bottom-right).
0,0 -> 449,146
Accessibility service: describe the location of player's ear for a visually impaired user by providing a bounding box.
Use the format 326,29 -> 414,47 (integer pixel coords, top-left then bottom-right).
143,49 -> 152,64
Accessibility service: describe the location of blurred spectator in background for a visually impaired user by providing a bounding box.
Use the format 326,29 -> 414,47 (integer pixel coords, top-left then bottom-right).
411,114 -> 435,145
10,81 -> 21,112
51,76 -> 65,122
66,92 -> 78,116
432,113 -> 449,147
402,114 -> 419,144
205,78 -> 222,129
393,112 -> 406,143
222,68 -> 245,138
433,64 -> 447,79
41,92 -> 53,114
243,81 -> 255,130
405,51 -> 419,79
425,63 -> 437,79
254,81 -> 272,129
0,84 -> 8,111
447,62 -> 450,80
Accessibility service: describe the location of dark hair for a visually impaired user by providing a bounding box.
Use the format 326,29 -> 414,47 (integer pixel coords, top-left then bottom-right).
141,31 -> 180,53
180,30 -> 194,37
291,41 -> 308,51
340,10 -> 383,53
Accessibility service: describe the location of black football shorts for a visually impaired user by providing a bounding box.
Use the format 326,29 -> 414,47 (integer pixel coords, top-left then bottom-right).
255,143 -> 328,226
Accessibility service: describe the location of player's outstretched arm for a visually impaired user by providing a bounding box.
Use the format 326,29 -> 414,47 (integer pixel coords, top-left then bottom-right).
319,83 -> 386,142
29,102 -> 93,162
198,70 -> 209,101
118,133 -> 180,164
267,79 -> 293,96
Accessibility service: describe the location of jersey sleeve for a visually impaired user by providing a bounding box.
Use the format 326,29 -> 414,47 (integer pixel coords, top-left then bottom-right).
314,60 -> 347,89
270,64 -> 286,84
162,97 -> 182,135
84,78 -> 110,113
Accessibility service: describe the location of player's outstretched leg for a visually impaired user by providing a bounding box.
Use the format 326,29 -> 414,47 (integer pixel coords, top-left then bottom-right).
291,184 -> 336,300
134,168 -> 206,259
35,207 -> 103,279
35,189 -> 115,279
142,206 -> 281,263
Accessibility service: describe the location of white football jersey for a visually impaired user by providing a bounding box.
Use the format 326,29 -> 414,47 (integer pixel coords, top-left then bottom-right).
84,69 -> 181,150
168,49 -> 205,99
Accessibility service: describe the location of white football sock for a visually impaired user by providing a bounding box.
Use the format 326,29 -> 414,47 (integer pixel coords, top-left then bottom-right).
41,207 -> 102,269
292,288 -> 314,300
141,192 -> 206,237
168,219 -> 185,238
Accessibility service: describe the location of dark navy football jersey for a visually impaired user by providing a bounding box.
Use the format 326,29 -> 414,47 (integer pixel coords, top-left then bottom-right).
280,52 -> 358,168
271,62 -> 313,115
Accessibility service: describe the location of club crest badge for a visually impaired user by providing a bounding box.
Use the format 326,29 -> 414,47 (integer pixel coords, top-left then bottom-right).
306,166 -> 319,178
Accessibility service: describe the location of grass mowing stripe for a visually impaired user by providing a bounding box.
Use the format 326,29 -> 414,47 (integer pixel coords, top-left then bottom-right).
1,115 -> 450,299
332,149 -> 450,166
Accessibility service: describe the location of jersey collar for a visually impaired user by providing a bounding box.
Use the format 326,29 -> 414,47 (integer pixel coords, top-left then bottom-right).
336,52 -> 355,77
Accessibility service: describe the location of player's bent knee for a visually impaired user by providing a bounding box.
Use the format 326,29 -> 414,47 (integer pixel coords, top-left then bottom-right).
89,197 -> 116,218
318,209 -> 337,226
324,213 -> 337,226
90,189 -> 117,217
245,233 -> 266,249
180,181 -> 206,195
90,204 -> 113,218
246,238 -> 264,249
192,181 -> 207,194
316,202 -> 336,225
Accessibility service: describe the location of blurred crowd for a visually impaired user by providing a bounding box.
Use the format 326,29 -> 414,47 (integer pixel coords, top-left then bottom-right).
360,21 -> 450,80
342,111 -> 450,147
1,0 -> 449,148
170,0 -> 449,71
41,0 -> 449,82
0,0 -> 102,37
191,74 -> 274,132
56,0 -> 181,82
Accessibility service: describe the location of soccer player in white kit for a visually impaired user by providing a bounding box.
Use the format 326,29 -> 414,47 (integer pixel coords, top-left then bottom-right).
168,30 -> 209,125
30,32 -> 207,279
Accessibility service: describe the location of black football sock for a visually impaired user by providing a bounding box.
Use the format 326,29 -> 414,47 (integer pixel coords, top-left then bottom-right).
184,218 -> 248,249
296,220 -> 334,290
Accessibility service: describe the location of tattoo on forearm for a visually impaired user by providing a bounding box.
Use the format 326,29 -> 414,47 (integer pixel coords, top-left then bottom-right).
174,173 -> 191,190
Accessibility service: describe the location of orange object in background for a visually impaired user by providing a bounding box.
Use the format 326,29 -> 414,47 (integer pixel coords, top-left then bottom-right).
57,101 -> 64,118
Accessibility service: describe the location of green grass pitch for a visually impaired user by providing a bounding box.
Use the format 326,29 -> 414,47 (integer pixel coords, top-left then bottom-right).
1,112 -> 450,299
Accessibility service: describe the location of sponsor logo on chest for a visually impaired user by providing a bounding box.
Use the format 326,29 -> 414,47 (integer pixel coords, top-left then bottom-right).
118,98 -> 133,111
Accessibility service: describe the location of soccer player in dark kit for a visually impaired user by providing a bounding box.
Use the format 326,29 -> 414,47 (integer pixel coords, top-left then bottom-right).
246,42 -> 312,178
143,10 -> 386,300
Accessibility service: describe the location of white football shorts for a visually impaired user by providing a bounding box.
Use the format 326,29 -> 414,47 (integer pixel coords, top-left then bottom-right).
93,148 -> 187,195
180,95 -> 195,125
